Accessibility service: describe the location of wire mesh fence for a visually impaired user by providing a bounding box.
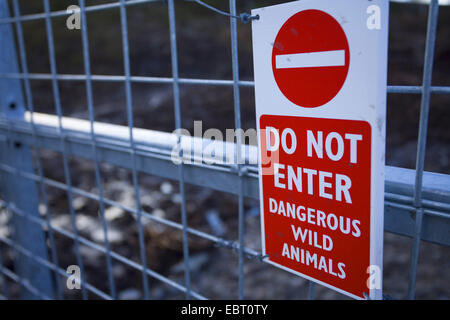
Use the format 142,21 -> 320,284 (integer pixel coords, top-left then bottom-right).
0,0 -> 449,300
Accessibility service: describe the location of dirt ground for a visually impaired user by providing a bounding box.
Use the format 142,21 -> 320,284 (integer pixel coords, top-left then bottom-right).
0,0 -> 448,299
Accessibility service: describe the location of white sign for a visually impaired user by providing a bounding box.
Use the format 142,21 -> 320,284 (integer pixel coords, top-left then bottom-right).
252,0 -> 388,300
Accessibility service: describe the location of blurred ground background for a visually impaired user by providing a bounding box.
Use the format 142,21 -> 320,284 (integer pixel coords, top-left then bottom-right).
0,0 -> 449,299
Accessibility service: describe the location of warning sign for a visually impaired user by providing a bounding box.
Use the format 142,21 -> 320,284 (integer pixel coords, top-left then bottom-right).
252,0 -> 389,300
260,115 -> 371,297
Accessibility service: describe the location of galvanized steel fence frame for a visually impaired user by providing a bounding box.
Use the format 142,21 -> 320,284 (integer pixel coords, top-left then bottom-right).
0,0 -> 448,300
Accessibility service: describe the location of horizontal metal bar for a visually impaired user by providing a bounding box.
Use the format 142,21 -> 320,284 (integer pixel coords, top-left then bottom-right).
0,0 -> 162,25
388,85 -> 450,95
0,112 -> 449,246
0,73 -> 255,87
1,73 -> 450,93
391,0 -> 450,5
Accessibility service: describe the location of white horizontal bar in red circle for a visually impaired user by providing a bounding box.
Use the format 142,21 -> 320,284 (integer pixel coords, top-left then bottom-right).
275,49 -> 346,69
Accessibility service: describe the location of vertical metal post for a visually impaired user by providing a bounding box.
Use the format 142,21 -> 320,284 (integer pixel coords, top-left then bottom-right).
167,0 -> 192,299
229,0 -> 245,300
78,0 -> 116,299
307,282 -> 316,300
0,0 -> 54,299
12,0 -> 63,299
42,0 -> 87,299
119,0 -> 150,299
407,0 -> 439,300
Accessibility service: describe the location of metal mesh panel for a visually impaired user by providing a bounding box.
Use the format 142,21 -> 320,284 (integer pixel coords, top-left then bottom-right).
0,0 -> 448,300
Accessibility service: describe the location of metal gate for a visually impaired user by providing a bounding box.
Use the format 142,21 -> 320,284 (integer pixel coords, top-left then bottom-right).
0,0 -> 449,300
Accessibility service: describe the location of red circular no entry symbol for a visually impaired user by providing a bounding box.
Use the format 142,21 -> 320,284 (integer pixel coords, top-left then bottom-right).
272,9 -> 350,108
